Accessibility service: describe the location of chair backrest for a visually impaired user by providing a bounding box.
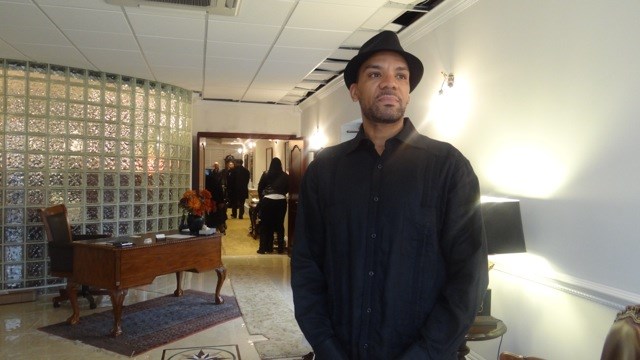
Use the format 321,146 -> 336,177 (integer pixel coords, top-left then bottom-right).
40,204 -> 73,245
601,305 -> 640,360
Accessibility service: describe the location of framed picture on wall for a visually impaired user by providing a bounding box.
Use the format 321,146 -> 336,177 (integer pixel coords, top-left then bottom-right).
266,147 -> 273,167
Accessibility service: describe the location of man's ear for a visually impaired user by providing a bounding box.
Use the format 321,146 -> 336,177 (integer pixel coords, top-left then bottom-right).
349,83 -> 359,102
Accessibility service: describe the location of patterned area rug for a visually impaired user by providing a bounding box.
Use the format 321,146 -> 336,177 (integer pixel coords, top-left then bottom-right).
229,262 -> 312,359
38,290 -> 241,357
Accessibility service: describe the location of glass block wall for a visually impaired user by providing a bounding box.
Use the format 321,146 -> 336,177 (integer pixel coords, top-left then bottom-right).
0,59 -> 193,291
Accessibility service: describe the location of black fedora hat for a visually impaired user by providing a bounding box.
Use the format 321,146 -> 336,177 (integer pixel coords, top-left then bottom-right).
344,30 -> 424,92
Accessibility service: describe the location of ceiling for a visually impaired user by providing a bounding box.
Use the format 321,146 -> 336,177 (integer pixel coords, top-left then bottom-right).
0,0 -> 444,105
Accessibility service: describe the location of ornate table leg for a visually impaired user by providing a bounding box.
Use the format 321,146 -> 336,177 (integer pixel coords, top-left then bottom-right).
108,289 -> 128,337
214,266 -> 227,304
174,271 -> 184,296
66,281 -> 80,325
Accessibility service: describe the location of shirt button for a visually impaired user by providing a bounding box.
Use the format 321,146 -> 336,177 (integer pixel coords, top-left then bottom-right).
363,343 -> 368,349
370,233 -> 376,239
377,164 -> 383,169
369,271 -> 374,276
373,196 -> 379,202
366,308 -> 372,313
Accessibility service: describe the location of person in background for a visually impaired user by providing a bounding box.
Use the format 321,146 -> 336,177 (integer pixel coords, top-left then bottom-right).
229,159 -> 250,219
291,31 -> 488,359
257,157 -> 289,254
204,162 -> 226,233
222,159 -> 234,208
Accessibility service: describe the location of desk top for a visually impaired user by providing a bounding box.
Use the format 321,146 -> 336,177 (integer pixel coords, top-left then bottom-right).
73,230 -> 221,249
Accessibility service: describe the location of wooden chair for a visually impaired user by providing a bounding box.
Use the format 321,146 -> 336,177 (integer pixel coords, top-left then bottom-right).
41,204 -> 110,309
499,352 -> 545,360
601,305 -> 640,360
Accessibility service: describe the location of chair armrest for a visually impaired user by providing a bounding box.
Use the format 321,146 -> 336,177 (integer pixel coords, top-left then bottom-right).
72,234 -> 112,241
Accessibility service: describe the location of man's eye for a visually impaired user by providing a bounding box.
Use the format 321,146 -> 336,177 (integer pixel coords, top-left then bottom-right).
397,74 -> 408,80
368,72 -> 381,78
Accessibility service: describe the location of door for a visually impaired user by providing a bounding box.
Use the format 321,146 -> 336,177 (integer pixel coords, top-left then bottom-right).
287,140 -> 304,256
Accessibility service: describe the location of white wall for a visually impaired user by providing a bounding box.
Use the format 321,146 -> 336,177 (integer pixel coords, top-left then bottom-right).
299,0 -> 640,358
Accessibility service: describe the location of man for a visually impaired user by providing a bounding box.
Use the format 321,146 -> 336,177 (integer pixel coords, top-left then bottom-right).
228,159 -> 250,219
291,31 -> 488,359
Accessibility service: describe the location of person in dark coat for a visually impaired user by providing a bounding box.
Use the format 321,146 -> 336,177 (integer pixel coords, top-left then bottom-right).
228,159 -> 250,219
205,162 -> 226,234
257,157 -> 289,254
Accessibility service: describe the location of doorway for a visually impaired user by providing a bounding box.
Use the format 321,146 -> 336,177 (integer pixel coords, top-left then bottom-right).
195,132 -> 302,255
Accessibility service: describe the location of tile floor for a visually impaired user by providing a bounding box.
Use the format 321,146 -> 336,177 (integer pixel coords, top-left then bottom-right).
0,255 -> 294,360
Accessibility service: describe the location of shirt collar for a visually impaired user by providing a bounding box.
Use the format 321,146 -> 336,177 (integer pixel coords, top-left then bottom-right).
346,118 -> 425,154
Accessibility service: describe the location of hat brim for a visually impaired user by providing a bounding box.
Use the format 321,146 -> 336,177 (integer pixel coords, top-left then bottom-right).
344,49 -> 424,92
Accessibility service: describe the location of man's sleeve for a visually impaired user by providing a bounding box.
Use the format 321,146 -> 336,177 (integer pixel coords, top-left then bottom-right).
400,155 -> 489,359
291,162 -> 348,359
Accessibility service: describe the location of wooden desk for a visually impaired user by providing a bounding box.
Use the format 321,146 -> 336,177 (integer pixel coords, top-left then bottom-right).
65,231 -> 226,337
458,316 -> 507,359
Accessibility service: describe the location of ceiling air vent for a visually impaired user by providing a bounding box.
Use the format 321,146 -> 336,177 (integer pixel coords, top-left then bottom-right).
105,0 -> 241,16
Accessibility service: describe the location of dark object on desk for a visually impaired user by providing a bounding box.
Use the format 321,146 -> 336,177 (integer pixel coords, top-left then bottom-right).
40,204 -> 111,309
111,241 -> 134,248
601,304 -> 640,360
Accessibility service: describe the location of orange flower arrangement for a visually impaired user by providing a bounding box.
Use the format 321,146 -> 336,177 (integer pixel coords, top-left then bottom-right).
179,189 -> 215,217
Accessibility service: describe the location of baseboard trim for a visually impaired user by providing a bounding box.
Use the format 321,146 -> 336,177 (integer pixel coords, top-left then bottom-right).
0,290 -> 36,305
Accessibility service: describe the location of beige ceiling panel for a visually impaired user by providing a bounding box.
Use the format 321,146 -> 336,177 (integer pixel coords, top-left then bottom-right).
0,39 -> 25,60
242,88 -> 289,103
300,0 -> 387,6
145,51 -> 202,68
127,12 -> 205,40
277,28 -> 350,49
151,65 -> 202,89
14,43 -> 93,69
287,2 -> 378,32
80,48 -> 151,78
223,0 -> 295,26
40,6 -> 129,33
253,60 -> 313,89
268,46 -> 331,64
66,30 -> 139,51
205,58 -> 261,87
138,36 -> 204,55
0,2 -> 53,28
360,7 -> 405,30
202,86 -> 248,100
34,0 -> 118,11
206,42 -> 270,61
0,25 -> 69,46
208,21 -> 280,45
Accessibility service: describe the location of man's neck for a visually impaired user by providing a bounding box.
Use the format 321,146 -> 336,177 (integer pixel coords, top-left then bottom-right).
362,118 -> 404,155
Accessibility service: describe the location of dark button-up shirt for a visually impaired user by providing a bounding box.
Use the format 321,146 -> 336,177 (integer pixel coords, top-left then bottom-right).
291,119 -> 488,359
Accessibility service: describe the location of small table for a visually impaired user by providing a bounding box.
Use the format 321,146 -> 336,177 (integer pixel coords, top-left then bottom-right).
458,316 -> 507,359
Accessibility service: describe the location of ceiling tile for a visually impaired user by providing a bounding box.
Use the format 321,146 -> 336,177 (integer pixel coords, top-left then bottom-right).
0,25 -> 68,46
268,46 -> 331,64
151,65 -> 202,90
34,0 -> 118,11
80,48 -> 151,78
300,0 -> 387,6
207,21 -> 280,45
0,38 -> 25,60
0,2 -> 52,28
127,12 -> 206,40
40,6 -> 130,33
223,0 -> 295,26
242,87 -> 289,103
287,2 -> 378,32
253,60 -> 313,89
145,50 -> 202,68
202,86 -> 248,100
66,30 -> 139,51
361,7 -> 406,30
138,36 -> 204,55
14,43 -> 93,69
206,41 -> 270,61
277,28 -> 350,49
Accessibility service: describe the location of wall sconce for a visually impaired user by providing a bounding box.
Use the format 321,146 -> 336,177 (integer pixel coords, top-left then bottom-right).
438,71 -> 455,95
308,129 -> 327,151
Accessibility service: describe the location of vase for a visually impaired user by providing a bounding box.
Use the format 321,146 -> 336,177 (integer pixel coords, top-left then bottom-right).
187,214 -> 204,235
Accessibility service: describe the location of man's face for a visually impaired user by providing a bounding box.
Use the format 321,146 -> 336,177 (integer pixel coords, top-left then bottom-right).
349,51 -> 410,125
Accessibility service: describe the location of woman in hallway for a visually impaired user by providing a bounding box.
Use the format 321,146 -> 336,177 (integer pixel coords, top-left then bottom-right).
257,157 -> 289,254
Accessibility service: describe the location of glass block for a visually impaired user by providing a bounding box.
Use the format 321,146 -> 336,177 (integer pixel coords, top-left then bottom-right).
27,261 -> 45,278
26,225 -> 44,241
4,245 -> 23,262
29,81 -> 47,97
104,140 -> 116,154
134,189 -> 143,202
158,173 -> 166,186
167,217 -> 175,230
88,87 -> 101,103
6,154 -> 25,169
49,155 -> 64,169
4,227 -> 24,243
146,219 -> 156,232
120,141 -> 131,155
6,191 -> 25,207
5,264 -> 24,281
7,96 -> 26,114
68,173 -> 83,186
27,189 -> 44,205
86,156 -> 100,170
86,173 -> 100,187
119,174 -> 130,187
28,138 -> 46,153
87,122 -> 101,137
120,108 -> 131,123
7,116 -> 26,132
119,124 -> 132,139
146,204 -> 156,217
50,83 -> 67,99
119,189 -> 130,203
147,174 -> 155,186
85,189 -> 100,204
7,172 -> 25,187
67,207 -> 82,222
28,118 -> 46,133
85,223 -> 100,235
135,157 -> 144,171
105,106 -> 117,122
48,189 -> 64,204
102,222 -> 116,235
134,126 -> 145,141
146,189 -> 156,202
86,206 -> 99,221
68,155 -> 83,168
103,205 -> 115,220
5,208 -> 24,224
104,157 -> 116,170
26,279 -> 45,288
49,119 -> 65,134
105,123 -> 116,138
7,78 -> 26,95
120,157 -> 131,171
134,174 -> 144,186
103,189 -> 115,203
49,137 -> 65,152
50,100 -> 66,117
119,205 -> 131,219
86,139 -> 100,153
68,103 -> 84,118
28,172 -> 45,187
6,135 -> 26,151
158,158 -> 166,172
26,209 -> 42,225
158,203 -> 165,216
158,188 -> 166,201
27,243 -> 44,260
29,99 -> 47,116
133,220 -> 144,234
104,173 -> 115,187
68,121 -> 84,135
48,172 -> 64,186
134,205 -> 144,218
69,85 -> 84,101
118,222 -> 130,235
158,218 -> 165,231
67,190 -> 82,204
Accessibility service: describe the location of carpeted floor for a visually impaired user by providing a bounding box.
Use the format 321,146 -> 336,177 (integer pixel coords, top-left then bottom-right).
221,215 -> 261,256
38,291 -> 241,357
